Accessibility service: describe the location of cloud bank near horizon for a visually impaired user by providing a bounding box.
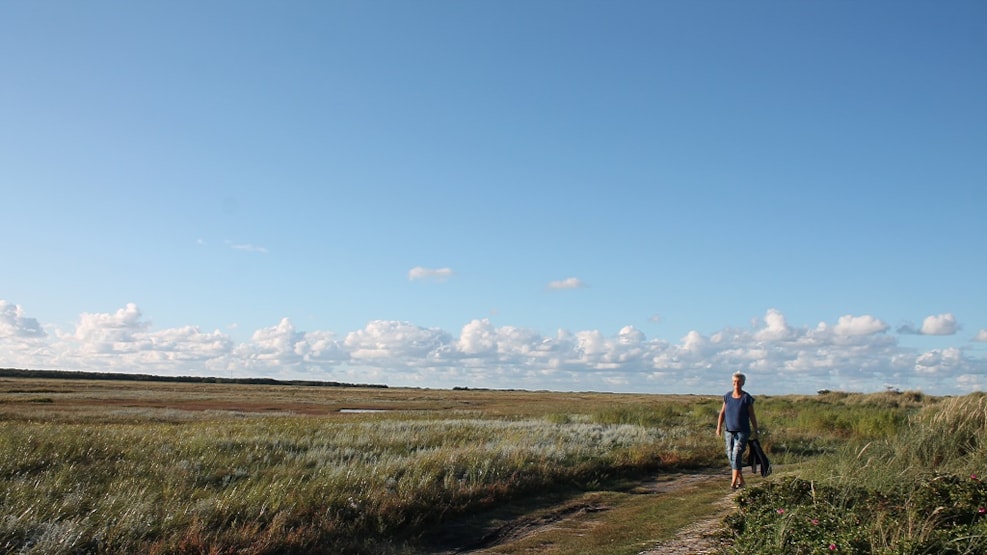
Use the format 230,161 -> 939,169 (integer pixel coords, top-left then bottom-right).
1,300 -> 985,395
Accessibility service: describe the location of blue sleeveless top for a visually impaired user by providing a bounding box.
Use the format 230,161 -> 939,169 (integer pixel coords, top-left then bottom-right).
723,392 -> 754,433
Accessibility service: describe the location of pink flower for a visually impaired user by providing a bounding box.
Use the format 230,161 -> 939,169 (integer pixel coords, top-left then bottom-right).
829,544 -> 838,551
972,474 -> 980,482
776,508 -> 786,514
978,507 -> 986,515
811,519 -> 820,525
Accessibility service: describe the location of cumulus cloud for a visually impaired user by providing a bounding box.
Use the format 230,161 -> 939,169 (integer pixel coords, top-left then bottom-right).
572,326 -> 652,368
408,266 -> 455,281
0,301 -> 46,339
898,313 -> 959,336
457,319 -> 499,355
2,300 -> 985,395
344,320 -> 451,361
914,347 -> 964,375
920,313 -> 958,336
755,309 -> 794,341
0,301 -> 51,369
547,277 -> 586,290
237,318 -> 306,364
146,325 -> 233,362
234,318 -> 348,370
66,303 -> 234,365
975,329 -> 987,342
73,303 -> 150,353
832,314 -> 889,336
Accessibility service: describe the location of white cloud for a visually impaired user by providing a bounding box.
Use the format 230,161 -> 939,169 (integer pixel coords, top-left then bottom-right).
832,314 -> 889,336
974,329 -> 987,342
898,313 -> 960,336
12,303 -> 236,374
914,347 -> 964,375
0,301 -> 52,369
2,300 -> 985,395
145,326 -> 233,362
572,327 -> 651,368
680,330 -> 708,355
73,303 -> 149,353
957,373 -> 987,392
228,241 -> 269,253
234,318 -> 348,369
920,313 -> 958,336
238,318 -> 306,363
755,308 -> 794,341
0,301 -> 46,339
344,320 -> 451,361
457,319 -> 499,355
408,266 -> 455,281
547,277 -> 586,290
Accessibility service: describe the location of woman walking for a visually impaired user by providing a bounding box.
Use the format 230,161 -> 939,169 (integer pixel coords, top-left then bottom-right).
716,372 -> 758,489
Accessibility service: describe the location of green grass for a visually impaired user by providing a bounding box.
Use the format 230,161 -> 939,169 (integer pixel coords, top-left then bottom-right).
0,378 -> 965,554
466,476 -> 731,555
0,417 -> 673,553
726,393 -> 987,554
2,381 -> 723,554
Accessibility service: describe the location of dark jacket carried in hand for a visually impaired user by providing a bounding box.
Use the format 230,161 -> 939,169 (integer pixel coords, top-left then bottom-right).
746,438 -> 771,477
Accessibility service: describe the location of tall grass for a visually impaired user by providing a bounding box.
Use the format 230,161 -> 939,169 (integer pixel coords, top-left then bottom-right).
2,381 -> 950,554
728,393 -> 987,554
805,393 -> 986,488
0,413 -> 690,554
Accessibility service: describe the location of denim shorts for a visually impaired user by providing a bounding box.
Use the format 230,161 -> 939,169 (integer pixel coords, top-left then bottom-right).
725,431 -> 749,471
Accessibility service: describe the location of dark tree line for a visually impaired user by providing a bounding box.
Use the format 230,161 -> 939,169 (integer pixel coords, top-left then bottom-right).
0,368 -> 386,389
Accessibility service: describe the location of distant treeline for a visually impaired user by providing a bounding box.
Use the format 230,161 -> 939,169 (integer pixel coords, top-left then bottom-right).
0,368 -> 387,389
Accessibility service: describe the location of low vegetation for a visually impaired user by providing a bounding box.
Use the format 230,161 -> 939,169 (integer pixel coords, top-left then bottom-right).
0,380 -> 724,554
1,377 -> 981,554
726,393 -> 987,554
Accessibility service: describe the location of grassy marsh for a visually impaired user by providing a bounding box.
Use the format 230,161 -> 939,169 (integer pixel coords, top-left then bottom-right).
0,377 -> 958,554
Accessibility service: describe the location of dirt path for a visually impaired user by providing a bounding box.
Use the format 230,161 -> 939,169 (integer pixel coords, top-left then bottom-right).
636,474 -> 739,555
430,471 -> 740,554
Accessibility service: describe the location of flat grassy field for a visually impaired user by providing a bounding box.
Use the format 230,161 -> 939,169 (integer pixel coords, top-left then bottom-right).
0,376 -> 959,554
1,377 -> 730,554
0,376 -> 709,421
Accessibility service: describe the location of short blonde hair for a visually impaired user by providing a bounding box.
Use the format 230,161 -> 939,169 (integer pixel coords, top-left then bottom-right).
732,372 -> 746,384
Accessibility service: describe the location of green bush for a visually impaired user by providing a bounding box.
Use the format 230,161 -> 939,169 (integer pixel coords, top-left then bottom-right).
727,475 -> 987,554
726,393 -> 987,554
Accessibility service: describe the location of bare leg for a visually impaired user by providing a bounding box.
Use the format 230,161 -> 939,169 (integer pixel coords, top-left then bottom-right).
730,469 -> 747,489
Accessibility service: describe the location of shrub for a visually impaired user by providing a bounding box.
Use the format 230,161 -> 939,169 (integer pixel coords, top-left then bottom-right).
726,393 -> 987,554
727,475 -> 987,554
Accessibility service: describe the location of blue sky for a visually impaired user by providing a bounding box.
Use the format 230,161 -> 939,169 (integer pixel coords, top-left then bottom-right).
2,1 -> 985,395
